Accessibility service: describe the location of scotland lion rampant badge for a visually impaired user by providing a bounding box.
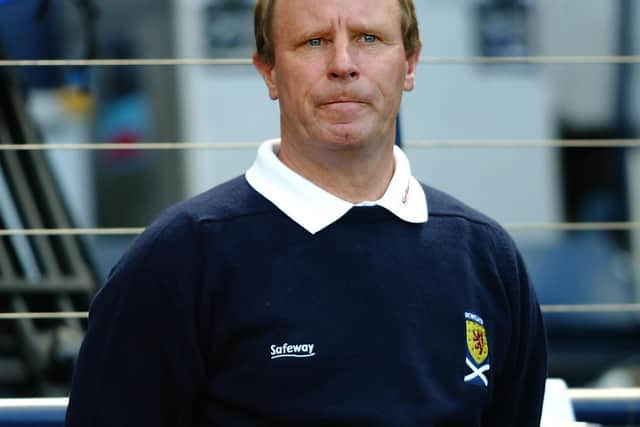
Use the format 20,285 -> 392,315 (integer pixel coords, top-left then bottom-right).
464,312 -> 490,387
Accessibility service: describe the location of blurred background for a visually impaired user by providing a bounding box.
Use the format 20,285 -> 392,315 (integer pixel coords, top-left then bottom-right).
0,0 -> 639,416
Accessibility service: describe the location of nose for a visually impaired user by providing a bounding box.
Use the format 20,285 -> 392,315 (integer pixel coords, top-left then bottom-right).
328,40 -> 359,81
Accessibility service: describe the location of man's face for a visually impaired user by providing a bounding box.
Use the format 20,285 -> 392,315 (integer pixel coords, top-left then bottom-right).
255,0 -> 420,151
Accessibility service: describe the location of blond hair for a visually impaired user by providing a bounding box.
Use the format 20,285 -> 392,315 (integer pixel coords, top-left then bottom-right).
254,0 -> 421,65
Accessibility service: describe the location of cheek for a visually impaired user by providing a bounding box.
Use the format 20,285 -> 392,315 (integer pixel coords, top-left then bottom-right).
278,81 -> 315,124
387,63 -> 409,89
278,66 -> 318,105
373,74 -> 405,107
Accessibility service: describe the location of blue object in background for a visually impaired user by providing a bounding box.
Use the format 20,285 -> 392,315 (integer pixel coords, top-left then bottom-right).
0,0 -> 62,88
395,114 -> 402,148
573,397 -> 640,426
0,399 -> 67,427
475,1 -> 532,58
523,232 -> 636,329
0,396 -> 638,426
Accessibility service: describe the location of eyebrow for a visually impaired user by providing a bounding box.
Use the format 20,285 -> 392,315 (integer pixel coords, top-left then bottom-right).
293,26 -> 332,42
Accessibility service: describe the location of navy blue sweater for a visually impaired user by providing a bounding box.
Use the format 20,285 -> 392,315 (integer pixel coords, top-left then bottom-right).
66,176 -> 547,426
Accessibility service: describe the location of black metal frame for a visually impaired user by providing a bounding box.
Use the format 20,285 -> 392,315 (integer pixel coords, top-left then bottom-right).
0,55 -> 96,396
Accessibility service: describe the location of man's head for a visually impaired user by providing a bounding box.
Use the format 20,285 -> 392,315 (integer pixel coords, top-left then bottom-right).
255,0 -> 421,66
253,0 -> 422,156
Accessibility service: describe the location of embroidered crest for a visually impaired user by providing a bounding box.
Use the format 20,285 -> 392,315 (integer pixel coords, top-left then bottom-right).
466,319 -> 488,364
464,312 -> 490,387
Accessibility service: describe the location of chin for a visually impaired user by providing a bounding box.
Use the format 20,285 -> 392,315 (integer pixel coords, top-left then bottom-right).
321,132 -> 370,151
318,123 -> 376,149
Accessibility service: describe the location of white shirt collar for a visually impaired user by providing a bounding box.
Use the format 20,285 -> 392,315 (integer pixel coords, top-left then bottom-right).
245,139 -> 428,234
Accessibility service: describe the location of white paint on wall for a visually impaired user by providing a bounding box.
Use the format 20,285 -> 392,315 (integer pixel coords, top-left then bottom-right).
405,1 -> 560,225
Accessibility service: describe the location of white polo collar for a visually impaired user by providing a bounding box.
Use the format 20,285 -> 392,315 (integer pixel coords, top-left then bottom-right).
245,139 -> 428,234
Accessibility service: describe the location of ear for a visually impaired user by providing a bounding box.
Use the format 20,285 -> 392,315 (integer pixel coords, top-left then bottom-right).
403,45 -> 422,92
253,52 -> 279,100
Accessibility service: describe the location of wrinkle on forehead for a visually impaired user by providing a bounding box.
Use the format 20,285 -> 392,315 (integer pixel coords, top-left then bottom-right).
272,0 -> 402,41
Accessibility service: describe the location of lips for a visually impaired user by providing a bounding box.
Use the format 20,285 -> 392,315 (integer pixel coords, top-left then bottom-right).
318,97 -> 368,112
315,96 -> 370,121
319,101 -> 366,116
321,98 -> 366,106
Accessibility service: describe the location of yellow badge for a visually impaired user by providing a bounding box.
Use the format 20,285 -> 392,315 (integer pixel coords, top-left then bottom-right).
466,320 -> 489,365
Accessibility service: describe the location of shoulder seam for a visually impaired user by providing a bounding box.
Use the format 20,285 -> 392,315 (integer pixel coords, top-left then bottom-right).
428,211 -> 498,229
196,208 -> 281,225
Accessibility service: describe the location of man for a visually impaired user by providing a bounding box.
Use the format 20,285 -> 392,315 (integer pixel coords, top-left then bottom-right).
66,0 -> 547,426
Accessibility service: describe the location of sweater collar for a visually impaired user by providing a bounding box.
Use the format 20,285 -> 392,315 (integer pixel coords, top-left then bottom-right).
245,139 -> 428,234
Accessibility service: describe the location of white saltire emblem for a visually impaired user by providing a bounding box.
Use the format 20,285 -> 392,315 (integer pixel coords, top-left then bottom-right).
464,357 -> 490,386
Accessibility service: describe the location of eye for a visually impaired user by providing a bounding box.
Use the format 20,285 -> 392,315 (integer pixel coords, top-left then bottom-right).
362,34 -> 378,43
307,38 -> 322,47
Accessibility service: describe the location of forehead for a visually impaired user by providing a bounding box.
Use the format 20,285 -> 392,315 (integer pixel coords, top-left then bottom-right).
272,0 -> 402,34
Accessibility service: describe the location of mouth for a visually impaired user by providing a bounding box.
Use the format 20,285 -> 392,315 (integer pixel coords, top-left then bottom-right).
322,98 -> 366,106
318,100 -> 367,116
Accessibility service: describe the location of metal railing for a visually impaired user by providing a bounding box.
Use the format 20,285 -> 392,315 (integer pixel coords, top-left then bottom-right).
0,390 -> 638,426
571,388 -> 640,425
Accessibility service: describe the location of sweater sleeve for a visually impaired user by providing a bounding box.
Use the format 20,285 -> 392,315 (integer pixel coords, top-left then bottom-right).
483,226 -> 548,427
65,212 -> 208,427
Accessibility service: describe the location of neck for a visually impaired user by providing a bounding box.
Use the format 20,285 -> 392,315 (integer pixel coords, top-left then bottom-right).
278,137 -> 395,204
